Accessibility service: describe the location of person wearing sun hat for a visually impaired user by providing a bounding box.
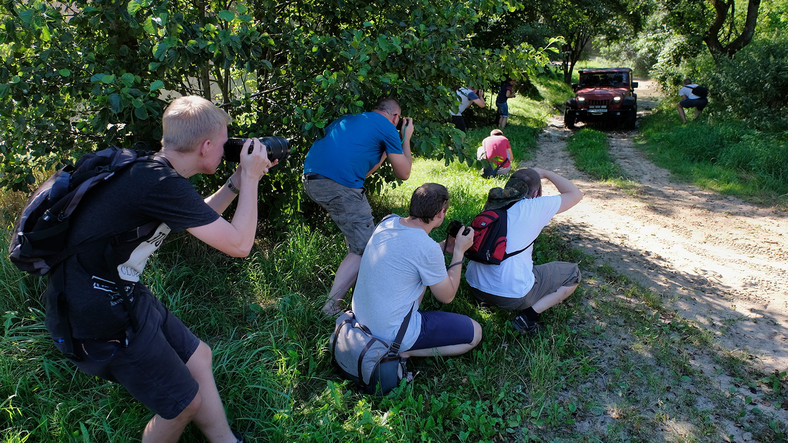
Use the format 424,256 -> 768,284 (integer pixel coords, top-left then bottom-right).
465,167 -> 583,334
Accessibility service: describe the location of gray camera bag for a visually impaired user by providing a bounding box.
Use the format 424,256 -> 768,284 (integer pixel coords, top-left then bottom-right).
330,304 -> 413,395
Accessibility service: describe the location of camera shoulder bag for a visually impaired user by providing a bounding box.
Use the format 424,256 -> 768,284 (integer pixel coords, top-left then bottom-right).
330,304 -> 414,395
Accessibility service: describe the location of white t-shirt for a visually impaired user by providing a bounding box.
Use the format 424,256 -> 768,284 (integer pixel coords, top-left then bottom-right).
679,84 -> 700,100
450,87 -> 480,116
465,195 -> 561,298
351,216 -> 448,351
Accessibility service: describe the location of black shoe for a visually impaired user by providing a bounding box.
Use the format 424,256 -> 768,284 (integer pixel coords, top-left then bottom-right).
511,313 -> 543,334
232,430 -> 244,443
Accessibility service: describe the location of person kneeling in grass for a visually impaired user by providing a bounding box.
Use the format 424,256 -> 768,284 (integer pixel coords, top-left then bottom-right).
465,168 -> 583,334
351,183 -> 482,359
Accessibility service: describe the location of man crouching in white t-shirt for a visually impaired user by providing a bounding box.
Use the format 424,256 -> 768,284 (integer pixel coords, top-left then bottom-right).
465,168 -> 583,334
351,183 -> 482,358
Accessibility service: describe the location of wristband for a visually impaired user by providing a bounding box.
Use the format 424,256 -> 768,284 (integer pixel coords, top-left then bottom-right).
226,177 -> 240,194
448,260 -> 463,270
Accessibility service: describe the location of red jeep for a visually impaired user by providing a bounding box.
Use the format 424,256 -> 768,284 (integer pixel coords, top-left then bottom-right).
564,68 -> 638,129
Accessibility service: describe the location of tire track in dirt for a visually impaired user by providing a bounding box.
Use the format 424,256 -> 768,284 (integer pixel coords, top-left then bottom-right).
529,100 -> 788,374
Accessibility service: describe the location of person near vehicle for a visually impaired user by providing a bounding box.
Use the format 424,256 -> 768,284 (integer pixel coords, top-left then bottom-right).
677,78 -> 708,124
45,95 -> 276,442
352,183 -> 482,358
476,129 -> 514,176
465,168 -> 583,334
303,98 -> 414,315
449,87 -> 486,132
496,78 -> 515,129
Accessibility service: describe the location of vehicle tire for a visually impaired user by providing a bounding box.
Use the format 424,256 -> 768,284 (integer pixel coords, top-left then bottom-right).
564,109 -> 576,128
624,109 -> 637,129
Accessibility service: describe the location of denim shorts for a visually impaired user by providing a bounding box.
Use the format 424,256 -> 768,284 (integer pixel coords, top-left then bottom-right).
72,286 -> 200,420
407,311 -> 475,351
496,102 -> 509,117
303,175 -> 375,255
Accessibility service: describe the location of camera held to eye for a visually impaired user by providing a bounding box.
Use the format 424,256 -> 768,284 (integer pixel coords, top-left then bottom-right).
447,220 -> 471,237
223,136 -> 290,163
396,118 -> 409,131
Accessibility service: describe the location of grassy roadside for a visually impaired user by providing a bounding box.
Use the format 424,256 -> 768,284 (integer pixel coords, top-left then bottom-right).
637,102 -> 788,208
2,77 -> 786,442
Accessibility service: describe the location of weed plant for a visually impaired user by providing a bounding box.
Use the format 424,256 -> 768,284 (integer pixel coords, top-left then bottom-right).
1,78 -> 786,442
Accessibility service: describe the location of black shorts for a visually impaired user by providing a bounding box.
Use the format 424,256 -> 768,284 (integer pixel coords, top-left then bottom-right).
71,286 -> 200,420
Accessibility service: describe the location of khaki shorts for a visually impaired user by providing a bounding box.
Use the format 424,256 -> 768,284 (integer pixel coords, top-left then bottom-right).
470,261 -> 581,311
303,175 -> 375,255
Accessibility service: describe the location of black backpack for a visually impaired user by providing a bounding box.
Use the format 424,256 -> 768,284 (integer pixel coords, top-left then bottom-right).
465,202 -> 534,265
8,147 -> 154,275
692,85 -> 709,98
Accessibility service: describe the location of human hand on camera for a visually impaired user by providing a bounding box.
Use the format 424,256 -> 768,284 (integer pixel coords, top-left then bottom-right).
240,138 -> 276,184
454,225 -> 473,254
399,117 -> 414,140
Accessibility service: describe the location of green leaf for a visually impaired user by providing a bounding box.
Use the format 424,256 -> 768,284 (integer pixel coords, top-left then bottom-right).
134,105 -> 149,120
150,80 -> 165,92
127,0 -> 142,15
143,17 -> 156,34
218,10 -> 235,22
18,9 -> 34,25
58,69 -> 71,77
101,74 -> 116,84
120,73 -> 135,87
108,93 -> 123,113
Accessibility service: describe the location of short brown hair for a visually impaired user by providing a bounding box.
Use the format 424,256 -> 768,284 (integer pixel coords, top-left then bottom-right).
161,95 -> 231,153
409,183 -> 449,224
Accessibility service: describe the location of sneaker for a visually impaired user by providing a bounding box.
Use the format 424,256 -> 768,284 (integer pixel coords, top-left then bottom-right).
232,430 -> 244,443
511,314 -> 543,334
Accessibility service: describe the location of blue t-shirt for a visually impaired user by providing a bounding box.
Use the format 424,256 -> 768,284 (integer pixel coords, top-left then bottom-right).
303,112 -> 403,188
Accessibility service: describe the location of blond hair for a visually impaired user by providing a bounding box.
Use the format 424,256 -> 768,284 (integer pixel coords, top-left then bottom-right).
161,96 -> 231,153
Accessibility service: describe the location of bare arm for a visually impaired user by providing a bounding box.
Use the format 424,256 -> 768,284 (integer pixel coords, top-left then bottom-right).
429,227 -> 473,303
203,167 -> 243,214
533,167 -> 582,213
188,139 -> 274,257
367,152 -> 387,177
472,90 -> 486,108
388,117 -> 414,180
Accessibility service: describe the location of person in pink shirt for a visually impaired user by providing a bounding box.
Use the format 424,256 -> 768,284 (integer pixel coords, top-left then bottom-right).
476,129 -> 514,176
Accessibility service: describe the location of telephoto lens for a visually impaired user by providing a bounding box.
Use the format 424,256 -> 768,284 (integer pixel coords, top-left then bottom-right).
223,136 -> 290,163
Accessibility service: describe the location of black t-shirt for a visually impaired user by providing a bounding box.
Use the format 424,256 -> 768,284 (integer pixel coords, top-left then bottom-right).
497,81 -> 513,104
59,157 -> 220,338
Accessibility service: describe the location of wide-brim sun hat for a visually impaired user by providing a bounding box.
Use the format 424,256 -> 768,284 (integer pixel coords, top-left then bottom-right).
483,174 -> 531,211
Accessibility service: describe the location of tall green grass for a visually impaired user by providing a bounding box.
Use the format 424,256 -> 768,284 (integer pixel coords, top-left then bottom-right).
1,76 -> 786,442
639,104 -> 788,206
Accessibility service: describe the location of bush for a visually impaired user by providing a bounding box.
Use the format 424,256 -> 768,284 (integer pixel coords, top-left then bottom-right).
705,38 -> 788,132
0,0 -> 550,216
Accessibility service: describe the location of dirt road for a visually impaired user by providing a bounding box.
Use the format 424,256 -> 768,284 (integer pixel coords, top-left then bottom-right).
532,80 -> 788,374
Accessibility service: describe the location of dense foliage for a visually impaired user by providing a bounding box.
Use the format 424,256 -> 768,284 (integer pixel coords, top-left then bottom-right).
0,0 -> 548,215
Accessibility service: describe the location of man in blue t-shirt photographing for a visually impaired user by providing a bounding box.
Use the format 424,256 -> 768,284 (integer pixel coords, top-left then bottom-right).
302,98 -> 414,315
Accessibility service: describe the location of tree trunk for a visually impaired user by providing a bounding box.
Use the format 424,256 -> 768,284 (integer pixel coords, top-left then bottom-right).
704,0 -> 761,62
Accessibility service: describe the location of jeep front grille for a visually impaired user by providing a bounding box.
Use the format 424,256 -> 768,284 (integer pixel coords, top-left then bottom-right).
588,100 -> 610,106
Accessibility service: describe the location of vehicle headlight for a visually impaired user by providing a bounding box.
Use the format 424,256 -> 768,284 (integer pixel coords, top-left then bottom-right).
613,96 -> 622,103
577,97 -> 586,103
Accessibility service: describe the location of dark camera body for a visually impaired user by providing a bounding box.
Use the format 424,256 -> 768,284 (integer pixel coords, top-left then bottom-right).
447,220 -> 471,237
223,136 -> 290,163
